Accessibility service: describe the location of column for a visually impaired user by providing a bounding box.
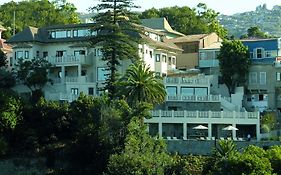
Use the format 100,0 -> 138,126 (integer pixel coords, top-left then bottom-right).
158,123 -> 163,138
208,123 -> 212,139
183,123 -> 187,139
78,64 -> 82,82
256,123 -> 261,141
232,123 -> 237,139
61,66 -> 65,83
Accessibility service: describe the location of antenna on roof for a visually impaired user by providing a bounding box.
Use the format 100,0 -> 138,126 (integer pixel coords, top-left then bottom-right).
13,10 -> 15,36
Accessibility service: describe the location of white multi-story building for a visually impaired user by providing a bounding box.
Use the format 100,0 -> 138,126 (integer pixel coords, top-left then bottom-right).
7,23 -> 182,102
145,73 -> 261,141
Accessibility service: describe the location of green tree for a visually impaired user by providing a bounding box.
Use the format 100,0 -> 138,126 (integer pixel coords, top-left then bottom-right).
140,4 -> 227,38
266,145 -> 281,174
16,58 -> 52,102
218,40 -> 250,95
240,26 -> 270,39
0,0 -> 80,38
107,117 -> 171,175
117,62 -> 166,106
90,0 -> 141,99
65,94 -> 131,175
0,50 -> 15,89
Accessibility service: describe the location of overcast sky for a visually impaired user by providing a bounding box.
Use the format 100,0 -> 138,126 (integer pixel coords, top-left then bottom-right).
0,0 -> 281,15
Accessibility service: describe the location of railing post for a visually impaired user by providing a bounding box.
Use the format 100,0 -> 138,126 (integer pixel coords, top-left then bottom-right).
209,110 -> 212,118
196,110 -> 199,118
172,110 -> 174,118
221,111 -> 223,118
159,110 -> 162,118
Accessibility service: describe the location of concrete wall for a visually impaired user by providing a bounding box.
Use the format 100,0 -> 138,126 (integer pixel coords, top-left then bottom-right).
176,53 -> 198,69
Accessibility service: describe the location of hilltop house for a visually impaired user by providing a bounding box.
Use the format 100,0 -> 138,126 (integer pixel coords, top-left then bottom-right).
241,38 -> 281,112
6,23 -> 182,102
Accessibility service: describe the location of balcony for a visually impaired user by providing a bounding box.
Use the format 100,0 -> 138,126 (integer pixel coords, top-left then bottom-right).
46,55 -> 91,65
50,76 -> 94,84
167,95 -> 220,102
47,92 -> 79,102
145,110 -> 259,124
199,59 -> 219,68
165,76 -> 210,85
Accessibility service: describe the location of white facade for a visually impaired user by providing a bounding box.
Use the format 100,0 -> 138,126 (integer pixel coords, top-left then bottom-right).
9,24 -> 180,102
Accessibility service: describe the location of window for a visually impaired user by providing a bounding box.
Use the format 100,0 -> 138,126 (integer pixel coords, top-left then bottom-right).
156,54 -> 160,62
168,57 -> 171,65
256,48 -> 263,58
24,51 -> 29,59
67,30 -> 71,38
81,70 -> 87,76
17,51 -> 23,59
194,88 -> 208,96
149,51 -> 153,58
277,72 -> 281,81
260,72 -> 266,85
55,31 -> 67,38
95,49 -> 102,56
71,88 -> 79,95
74,50 -> 86,56
51,31 -> 55,38
166,86 -> 177,96
36,51 -> 39,58
56,50 -> 66,57
9,57 -> 12,67
162,55 -> 167,63
88,87 -> 94,95
43,52 -> 48,58
249,72 -> 257,84
181,87 -> 194,96
97,67 -> 109,81
265,51 -> 271,58
172,57 -> 176,65
73,30 -> 78,37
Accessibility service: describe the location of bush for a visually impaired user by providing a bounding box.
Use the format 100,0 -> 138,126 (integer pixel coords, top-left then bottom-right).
266,146 -> 281,174
0,137 -> 8,157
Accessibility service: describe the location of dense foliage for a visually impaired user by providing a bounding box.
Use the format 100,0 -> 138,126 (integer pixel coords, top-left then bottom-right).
240,26 -> 270,39
140,3 -> 227,38
0,0 -> 80,39
16,58 -> 52,102
218,40 -> 250,95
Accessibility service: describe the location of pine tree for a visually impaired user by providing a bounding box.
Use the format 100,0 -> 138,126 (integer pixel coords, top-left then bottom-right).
91,0 -> 141,99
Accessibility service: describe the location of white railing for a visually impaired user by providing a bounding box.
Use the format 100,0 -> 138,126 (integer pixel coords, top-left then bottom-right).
46,55 -> 89,65
65,77 -> 78,83
167,95 -> 220,102
165,76 -> 209,85
151,110 -> 259,120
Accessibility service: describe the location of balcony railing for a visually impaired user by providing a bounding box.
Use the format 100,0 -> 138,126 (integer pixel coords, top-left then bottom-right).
150,110 -> 259,120
50,76 -> 94,84
167,95 -> 220,102
165,76 -> 209,85
46,55 -> 90,65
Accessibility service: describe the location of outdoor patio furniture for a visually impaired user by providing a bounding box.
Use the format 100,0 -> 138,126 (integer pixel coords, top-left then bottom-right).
238,137 -> 243,141
173,137 -> 178,140
220,137 -> 225,140
211,137 -> 215,140
167,136 -> 172,140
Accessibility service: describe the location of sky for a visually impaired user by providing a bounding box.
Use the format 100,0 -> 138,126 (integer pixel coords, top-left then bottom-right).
0,0 -> 281,15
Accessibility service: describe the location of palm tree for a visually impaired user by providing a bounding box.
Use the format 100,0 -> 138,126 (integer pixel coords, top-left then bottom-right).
117,62 -> 166,106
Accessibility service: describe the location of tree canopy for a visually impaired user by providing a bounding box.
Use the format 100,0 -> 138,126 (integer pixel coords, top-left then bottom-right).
240,26 -> 270,39
218,40 -> 250,95
0,0 -> 80,39
117,62 -> 166,106
140,4 -> 227,38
